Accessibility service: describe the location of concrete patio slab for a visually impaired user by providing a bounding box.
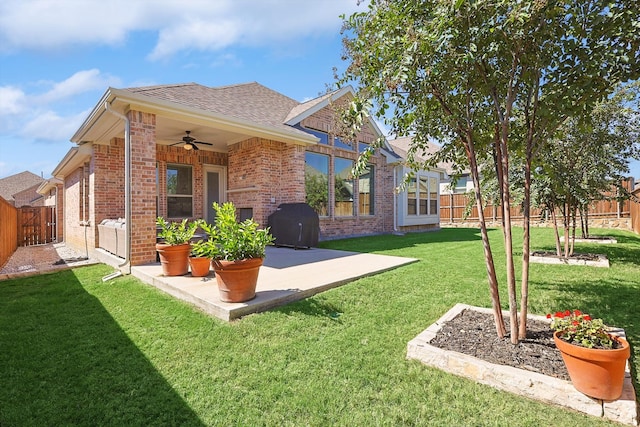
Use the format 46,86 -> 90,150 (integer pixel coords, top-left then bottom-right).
131,246 -> 417,321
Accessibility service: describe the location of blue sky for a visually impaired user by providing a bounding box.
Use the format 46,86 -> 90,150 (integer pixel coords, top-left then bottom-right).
0,0 -> 639,181
0,0 -> 365,179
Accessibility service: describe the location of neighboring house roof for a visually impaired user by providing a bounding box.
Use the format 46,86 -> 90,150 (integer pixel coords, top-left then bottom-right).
0,171 -> 44,203
388,136 -> 450,174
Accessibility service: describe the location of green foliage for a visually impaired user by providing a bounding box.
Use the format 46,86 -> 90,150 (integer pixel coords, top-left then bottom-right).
197,202 -> 274,261
156,217 -> 199,245
549,310 -> 615,350
338,0 -> 640,342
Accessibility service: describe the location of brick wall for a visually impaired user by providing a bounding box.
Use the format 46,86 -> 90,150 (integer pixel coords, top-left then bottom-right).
62,167 -> 87,253
128,110 -> 158,265
228,138 -> 306,227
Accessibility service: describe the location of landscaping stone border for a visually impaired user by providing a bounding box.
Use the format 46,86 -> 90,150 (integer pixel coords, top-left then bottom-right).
530,252 -> 610,268
560,236 -> 618,244
407,303 -> 638,426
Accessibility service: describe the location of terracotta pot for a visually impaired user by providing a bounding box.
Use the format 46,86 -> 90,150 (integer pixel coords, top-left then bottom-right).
189,256 -> 211,277
553,331 -> 630,400
156,243 -> 191,276
212,258 -> 263,303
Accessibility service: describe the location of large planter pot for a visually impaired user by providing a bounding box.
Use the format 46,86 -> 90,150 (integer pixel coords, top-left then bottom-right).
156,243 -> 191,276
189,256 -> 211,277
553,331 -> 630,400
212,258 -> 263,303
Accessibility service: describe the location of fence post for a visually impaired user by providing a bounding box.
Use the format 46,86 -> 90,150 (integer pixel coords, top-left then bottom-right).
449,193 -> 453,223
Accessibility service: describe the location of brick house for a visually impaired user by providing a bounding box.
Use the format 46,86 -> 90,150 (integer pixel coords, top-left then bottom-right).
49,82 -> 440,269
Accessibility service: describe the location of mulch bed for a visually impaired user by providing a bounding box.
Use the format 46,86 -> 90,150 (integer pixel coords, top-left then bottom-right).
429,308 -> 570,381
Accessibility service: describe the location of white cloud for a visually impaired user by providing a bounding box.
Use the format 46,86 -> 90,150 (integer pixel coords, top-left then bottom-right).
0,86 -> 27,115
21,109 -> 91,141
37,69 -> 120,104
0,0 -> 362,59
0,70 -> 115,142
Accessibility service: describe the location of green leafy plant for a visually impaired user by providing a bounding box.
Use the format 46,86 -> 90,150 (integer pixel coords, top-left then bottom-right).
198,202 -> 274,261
547,310 -> 618,350
156,217 -> 199,245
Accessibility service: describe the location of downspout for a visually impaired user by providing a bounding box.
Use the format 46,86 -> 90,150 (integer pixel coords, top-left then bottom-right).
104,102 -> 131,275
393,165 -> 398,232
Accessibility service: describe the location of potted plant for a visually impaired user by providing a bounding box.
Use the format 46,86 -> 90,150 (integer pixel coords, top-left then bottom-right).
156,217 -> 198,276
548,309 -> 630,400
202,202 -> 274,303
189,236 -> 212,278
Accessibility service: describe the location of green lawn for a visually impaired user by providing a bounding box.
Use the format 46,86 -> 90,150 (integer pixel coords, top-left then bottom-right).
1,227 -> 638,426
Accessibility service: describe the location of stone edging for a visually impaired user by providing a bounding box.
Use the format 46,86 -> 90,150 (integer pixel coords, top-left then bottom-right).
560,236 -> 618,244
530,252 -> 610,268
407,303 -> 638,426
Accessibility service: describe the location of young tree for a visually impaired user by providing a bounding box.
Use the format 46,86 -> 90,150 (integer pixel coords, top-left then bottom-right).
339,0 -> 640,343
536,81 -> 640,255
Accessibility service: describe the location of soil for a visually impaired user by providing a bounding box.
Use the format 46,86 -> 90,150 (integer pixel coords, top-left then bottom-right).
429,309 -> 570,381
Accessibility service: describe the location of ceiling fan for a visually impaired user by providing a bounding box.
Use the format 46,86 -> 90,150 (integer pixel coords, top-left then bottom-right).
171,131 -> 213,151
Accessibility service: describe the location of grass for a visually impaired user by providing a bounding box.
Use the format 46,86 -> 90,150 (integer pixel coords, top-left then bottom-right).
1,227 -> 638,426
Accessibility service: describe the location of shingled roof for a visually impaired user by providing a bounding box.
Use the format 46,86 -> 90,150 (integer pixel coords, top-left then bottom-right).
0,171 -> 44,204
124,82 -> 304,132
388,136 -> 452,173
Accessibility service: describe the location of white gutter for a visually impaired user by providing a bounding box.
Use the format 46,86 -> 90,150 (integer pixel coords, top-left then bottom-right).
104,102 -> 131,275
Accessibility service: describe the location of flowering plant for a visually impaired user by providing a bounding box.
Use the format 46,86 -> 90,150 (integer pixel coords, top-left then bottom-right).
547,310 -> 617,349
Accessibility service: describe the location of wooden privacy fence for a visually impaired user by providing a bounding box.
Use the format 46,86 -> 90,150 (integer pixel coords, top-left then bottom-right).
440,193 -> 631,224
0,196 -> 18,268
631,188 -> 640,235
18,206 -> 56,246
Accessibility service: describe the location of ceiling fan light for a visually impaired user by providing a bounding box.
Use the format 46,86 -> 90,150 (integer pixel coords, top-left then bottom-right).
184,143 -> 193,150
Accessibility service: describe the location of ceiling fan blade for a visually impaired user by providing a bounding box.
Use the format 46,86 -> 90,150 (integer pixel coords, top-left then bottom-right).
189,142 -> 200,150
193,140 -> 213,146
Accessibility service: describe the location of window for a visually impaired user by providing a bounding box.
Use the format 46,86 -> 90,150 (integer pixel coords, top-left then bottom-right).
407,178 -> 417,215
429,176 -> 438,214
298,126 -> 329,145
358,165 -> 374,215
334,157 -> 354,216
166,164 -> 193,217
358,141 -> 370,154
454,175 -> 468,192
419,177 -> 429,214
305,152 -> 329,216
334,135 -> 353,150
407,173 -> 438,216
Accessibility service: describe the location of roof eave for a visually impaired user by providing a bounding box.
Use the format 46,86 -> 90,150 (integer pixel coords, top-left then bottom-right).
51,146 -> 92,179
73,87 -> 319,146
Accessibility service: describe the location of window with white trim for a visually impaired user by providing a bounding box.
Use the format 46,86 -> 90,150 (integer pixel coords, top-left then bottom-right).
407,173 -> 438,216
166,164 -> 193,217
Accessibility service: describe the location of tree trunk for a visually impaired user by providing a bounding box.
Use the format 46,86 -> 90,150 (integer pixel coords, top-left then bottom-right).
465,135 -> 506,339
519,160 -> 531,340
584,208 -> 590,238
551,207 -> 562,256
496,130 -> 518,344
570,206 -> 576,257
563,202 -> 570,258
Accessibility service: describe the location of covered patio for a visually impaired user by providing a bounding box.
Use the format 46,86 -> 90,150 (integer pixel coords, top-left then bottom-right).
130,246 -> 417,321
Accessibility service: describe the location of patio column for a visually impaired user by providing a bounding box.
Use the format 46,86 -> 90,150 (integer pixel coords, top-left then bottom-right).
128,110 -> 157,265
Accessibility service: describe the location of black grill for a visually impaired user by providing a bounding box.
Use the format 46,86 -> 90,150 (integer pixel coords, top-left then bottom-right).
267,203 -> 319,249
